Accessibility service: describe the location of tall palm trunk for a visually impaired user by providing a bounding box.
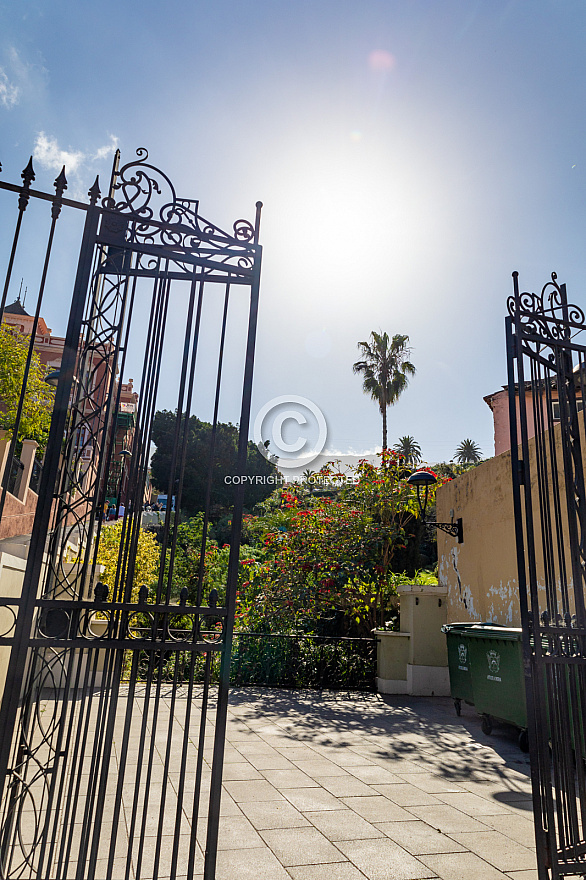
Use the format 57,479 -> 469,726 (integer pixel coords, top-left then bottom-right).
381,402 -> 387,451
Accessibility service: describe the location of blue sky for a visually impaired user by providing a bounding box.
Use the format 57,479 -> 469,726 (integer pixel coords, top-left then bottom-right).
2,1 -> 586,465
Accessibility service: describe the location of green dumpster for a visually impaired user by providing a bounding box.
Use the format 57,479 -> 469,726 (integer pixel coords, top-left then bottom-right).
466,625 -> 528,749
442,623 -> 477,716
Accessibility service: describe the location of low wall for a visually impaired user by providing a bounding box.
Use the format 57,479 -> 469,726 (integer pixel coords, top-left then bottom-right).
376,585 -> 449,696
0,489 -> 38,541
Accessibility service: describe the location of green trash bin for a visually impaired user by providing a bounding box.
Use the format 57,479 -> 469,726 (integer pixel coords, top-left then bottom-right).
442,623 -> 477,717
466,624 -> 528,749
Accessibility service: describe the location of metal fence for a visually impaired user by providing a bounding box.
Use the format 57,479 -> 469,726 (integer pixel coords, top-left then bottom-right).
231,633 -> 377,690
120,631 -> 378,691
5,456 -> 24,497
28,457 -> 42,494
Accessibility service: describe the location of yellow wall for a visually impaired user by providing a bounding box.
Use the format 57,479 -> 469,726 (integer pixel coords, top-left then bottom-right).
436,417 -> 576,626
436,451 -> 520,624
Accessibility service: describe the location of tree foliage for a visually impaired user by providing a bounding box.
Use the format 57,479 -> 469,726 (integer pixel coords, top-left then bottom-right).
0,325 -> 55,452
92,454 -> 446,641
454,438 -> 483,464
393,435 -> 422,465
95,521 -> 160,602
353,332 -> 415,451
150,410 -> 279,519
236,454 -> 445,637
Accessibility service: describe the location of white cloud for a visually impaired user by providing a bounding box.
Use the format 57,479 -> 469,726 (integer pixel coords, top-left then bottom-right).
0,47 -> 47,108
93,135 -> 119,161
0,67 -> 20,108
34,133 -> 85,174
32,132 -> 119,197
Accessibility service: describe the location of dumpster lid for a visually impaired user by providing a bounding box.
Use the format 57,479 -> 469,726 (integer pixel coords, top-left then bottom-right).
464,624 -> 523,641
442,622 -> 521,640
441,622 -> 496,633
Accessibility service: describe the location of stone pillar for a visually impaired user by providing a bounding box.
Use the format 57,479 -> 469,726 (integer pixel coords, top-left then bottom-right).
400,585 -> 450,696
376,585 -> 450,696
18,439 -> 38,502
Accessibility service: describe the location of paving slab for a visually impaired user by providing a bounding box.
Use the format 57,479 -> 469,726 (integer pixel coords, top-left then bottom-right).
375,820 -> 466,855
420,851 -> 512,880
196,814 -> 264,850
316,775 -> 379,797
448,830 -> 537,872
275,746 -> 321,760
348,765 -> 405,784
288,864 -> 370,880
342,795 -> 415,823
215,845 -> 291,879
394,773 -> 465,793
336,837 -> 437,880
220,762 -> 263,781
239,799 -> 311,829
482,813 -> 538,846
241,751 -> 297,770
434,790 -> 511,815
372,783 -> 443,807
306,808 -> 384,840
223,779 -> 286,802
283,786 -> 349,812
261,768 -> 318,788
260,826 -> 345,865
406,803 -> 492,833
315,748 -> 379,767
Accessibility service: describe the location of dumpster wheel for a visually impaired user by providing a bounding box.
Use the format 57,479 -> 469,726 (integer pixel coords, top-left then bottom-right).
518,729 -> 529,752
481,714 -> 493,735
454,699 -> 461,717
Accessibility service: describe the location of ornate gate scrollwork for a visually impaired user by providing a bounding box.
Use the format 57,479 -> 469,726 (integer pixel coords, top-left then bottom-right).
508,271 -> 586,880
0,148 -> 263,879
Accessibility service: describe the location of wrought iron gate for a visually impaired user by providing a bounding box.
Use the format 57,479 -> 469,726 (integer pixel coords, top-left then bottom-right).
507,271 -> 586,879
0,149 -> 262,879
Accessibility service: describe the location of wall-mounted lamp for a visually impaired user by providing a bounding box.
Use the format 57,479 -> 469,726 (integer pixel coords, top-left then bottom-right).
44,370 -> 78,388
407,469 -> 463,544
44,370 -> 61,387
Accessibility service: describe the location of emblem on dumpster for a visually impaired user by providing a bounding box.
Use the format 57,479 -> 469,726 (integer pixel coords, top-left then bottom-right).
458,644 -> 467,666
486,650 -> 501,681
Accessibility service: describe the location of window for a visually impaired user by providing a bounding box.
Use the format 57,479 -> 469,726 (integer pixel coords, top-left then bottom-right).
552,400 -> 584,421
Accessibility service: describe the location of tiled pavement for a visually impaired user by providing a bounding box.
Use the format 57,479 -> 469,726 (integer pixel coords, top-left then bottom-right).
201,689 -> 537,880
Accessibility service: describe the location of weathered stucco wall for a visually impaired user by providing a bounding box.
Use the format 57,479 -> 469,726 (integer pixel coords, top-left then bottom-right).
436,451 -> 519,625
437,416 -> 576,626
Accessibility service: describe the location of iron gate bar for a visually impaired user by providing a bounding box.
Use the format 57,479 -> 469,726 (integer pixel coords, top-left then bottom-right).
507,270 -> 586,879
194,283 -> 230,609
0,148 -> 263,879
0,167 -> 67,525
0,159 -> 38,322
204,203 -> 262,880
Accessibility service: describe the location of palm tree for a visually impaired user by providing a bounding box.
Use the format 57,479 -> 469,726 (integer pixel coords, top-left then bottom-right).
455,439 -> 482,464
393,435 -> 422,466
353,332 -> 416,452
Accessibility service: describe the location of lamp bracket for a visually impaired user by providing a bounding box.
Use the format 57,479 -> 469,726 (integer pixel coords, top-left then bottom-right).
429,518 -> 463,544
